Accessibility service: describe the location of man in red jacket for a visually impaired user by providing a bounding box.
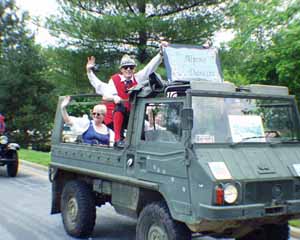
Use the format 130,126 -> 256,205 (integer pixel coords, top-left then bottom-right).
87,41 -> 168,148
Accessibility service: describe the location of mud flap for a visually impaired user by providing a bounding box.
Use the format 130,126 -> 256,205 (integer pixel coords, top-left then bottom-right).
49,168 -> 62,214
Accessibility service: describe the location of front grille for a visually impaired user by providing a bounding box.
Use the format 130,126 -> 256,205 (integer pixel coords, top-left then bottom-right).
265,206 -> 285,215
244,180 -> 293,204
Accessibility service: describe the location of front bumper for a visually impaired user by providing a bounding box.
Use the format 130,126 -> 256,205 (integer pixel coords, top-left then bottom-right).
198,199 -> 300,220
186,200 -> 300,234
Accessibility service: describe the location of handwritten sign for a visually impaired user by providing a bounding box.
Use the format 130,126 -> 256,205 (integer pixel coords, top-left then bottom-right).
163,44 -> 223,83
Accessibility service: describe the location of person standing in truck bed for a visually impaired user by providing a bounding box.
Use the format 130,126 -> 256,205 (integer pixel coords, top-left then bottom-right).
86,41 -> 168,148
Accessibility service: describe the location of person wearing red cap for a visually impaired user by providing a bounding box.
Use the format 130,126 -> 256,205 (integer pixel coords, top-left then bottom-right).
86,41 -> 168,148
0,113 -> 5,135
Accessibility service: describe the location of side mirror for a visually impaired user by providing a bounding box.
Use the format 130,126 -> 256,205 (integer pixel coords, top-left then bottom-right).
181,108 -> 193,130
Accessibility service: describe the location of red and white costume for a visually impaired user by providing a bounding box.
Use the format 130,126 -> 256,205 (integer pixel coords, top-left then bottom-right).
87,53 -> 162,142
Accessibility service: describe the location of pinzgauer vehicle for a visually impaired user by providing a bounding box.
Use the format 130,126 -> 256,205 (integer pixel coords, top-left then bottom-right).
49,45 -> 300,240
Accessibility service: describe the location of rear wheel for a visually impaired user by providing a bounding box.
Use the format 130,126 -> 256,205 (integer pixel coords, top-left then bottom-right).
6,151 -> 18,177
61,180 -> 96,238
136,201 -> 191,240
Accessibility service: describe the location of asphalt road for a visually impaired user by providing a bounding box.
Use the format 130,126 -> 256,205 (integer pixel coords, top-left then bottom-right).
0,162 -> 297,240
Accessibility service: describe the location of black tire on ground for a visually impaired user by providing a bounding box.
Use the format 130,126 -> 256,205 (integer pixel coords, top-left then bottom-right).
136,201 -> 191,240
6,151 -> 19,177
264,222 -> 289,240
61,180 -> 96,238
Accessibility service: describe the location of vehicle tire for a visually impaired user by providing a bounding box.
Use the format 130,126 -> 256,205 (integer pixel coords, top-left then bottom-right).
264,222 -> 289,240
61,180 -> 96,238
6,151 -> 19,177
136,201 -> 191,240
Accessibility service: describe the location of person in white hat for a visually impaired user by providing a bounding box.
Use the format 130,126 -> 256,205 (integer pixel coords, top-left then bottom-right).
86,41 -> 168,148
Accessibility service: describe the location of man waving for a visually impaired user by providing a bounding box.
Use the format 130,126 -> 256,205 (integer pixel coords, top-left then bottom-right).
86,41 -> 168,148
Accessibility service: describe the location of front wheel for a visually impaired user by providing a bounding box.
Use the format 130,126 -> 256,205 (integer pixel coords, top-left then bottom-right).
136,201 -> 191,240
6,151 -> 19,177
61,180 -> 96,238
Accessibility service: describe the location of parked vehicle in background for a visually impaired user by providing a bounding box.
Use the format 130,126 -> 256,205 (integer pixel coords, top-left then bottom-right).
49,45 -> 300,240
0,135 -> 20,177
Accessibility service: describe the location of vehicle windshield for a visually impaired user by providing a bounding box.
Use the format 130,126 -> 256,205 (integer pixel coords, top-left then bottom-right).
192,96 -> 300,144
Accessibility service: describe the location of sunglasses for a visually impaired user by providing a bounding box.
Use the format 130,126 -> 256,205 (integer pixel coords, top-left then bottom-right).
122,65 -> 135,70
92,112 -> 104,117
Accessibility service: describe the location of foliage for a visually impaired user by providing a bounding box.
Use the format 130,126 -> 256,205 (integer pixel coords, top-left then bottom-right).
220,0 -> 300,101
41,47 -> 118,95
0,0 -> 55,149
67,95 -> 102,117
46,0 -> 227,68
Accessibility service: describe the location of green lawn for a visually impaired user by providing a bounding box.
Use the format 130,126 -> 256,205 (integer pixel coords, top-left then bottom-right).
290,220 -> 300,228
19,149 -> 50,167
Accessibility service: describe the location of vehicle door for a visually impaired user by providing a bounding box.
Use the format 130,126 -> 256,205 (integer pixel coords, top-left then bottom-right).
133,98 -> 191,207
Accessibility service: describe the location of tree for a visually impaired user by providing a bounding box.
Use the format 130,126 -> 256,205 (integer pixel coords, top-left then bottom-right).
220,0 -> 300,100
46,0 -> 227,67
0,0 -> 55,149
42,47 -> 93,95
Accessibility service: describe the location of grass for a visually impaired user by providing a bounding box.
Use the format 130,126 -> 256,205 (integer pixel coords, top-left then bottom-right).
290,220 -> 300,228
19,149 -> 50,167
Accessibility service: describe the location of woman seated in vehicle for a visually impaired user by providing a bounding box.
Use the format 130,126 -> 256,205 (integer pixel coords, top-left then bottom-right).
61,96 -> 114,146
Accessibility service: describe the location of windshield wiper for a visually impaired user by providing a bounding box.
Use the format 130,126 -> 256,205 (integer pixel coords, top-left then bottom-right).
230,136 -> 267,147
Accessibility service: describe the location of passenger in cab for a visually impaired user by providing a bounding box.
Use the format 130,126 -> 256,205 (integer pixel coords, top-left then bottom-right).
60,96 -> 114,146
86,41 -> 169,148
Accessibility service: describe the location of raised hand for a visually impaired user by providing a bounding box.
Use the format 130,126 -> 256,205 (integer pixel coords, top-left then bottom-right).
61,96 -> 71,109
159,41 -> 169,55
86,56 -> 96,72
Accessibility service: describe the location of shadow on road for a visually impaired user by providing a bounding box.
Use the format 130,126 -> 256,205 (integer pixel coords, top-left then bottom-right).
0,167 -> 33,178
92,204 -> 136,240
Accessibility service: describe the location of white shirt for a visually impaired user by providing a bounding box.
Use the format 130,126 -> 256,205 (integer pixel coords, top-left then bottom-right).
87,53 -> 162,98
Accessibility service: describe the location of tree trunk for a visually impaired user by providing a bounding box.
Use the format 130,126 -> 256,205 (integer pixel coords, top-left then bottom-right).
137,1 -> 148,63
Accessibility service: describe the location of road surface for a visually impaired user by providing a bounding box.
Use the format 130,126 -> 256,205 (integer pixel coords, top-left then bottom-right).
0,162 -> 297,240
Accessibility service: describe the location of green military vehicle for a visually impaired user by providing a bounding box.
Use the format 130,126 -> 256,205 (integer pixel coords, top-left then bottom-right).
49,45 -> 300,240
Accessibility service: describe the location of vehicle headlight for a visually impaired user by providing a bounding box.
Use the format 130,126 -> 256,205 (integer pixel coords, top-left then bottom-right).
224,184 -> 238,204
0,136 -> 8,145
